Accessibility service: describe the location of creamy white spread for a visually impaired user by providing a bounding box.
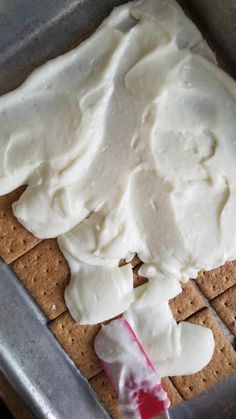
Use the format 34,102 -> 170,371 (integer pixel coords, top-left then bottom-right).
1,0 -> 236,379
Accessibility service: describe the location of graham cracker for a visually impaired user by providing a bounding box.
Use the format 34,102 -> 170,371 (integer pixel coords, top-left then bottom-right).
12,239 -> 69,319
196,261 -> 236,300
49,310 -> 102,379
171,308 -> 236,399
211,285 -> 236,336
89,371 -> 121,419
170,280 -> 205,322
161,377 -> 183,407
133,264 -> 148,287
0,187 -> 40,263
119,254 -> 141,268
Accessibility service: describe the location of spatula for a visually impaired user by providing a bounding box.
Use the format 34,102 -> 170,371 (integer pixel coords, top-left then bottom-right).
95,318 -> 171,419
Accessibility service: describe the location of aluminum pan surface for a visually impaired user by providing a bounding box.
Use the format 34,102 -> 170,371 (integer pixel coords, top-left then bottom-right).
0,260 -> 109,419
0,1 -> 235,418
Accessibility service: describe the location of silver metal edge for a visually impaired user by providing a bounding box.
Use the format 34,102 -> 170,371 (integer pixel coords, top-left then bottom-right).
0,259 -> 110,419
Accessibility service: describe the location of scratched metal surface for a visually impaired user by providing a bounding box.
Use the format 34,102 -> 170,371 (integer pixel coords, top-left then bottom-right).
0,1 -> 236,418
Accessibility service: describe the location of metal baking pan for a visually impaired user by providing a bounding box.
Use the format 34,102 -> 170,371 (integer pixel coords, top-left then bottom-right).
0,1 -> 236,418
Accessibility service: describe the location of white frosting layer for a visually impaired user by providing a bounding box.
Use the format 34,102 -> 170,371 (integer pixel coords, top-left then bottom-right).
1,0 -> 236,377
124,305 -> 214,377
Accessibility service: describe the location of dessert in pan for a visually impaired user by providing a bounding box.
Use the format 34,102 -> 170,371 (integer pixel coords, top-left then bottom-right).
0,0 -> 236,417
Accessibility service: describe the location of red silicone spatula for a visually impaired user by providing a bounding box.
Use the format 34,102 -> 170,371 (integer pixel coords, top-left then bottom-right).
94,318 -> 170,419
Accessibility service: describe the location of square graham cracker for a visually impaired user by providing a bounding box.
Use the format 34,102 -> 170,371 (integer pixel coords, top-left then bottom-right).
171,308 -> 236,400
170,280 -> 205,322
0,187 -> 40,263
12,239 -> 69,319
89,372 -> 182,419
196,261 -> 236,300
49,310 -> 102,379
211,285 -> 236,336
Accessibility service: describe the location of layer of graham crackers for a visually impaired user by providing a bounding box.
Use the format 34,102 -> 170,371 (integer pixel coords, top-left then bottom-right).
171,308 -> 236,400
0,187 -> 40,263
1,187 -> 235,417
211,285 -> 236,336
